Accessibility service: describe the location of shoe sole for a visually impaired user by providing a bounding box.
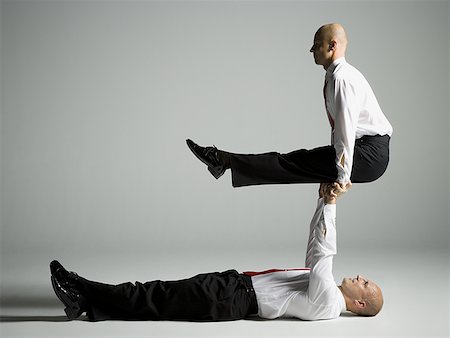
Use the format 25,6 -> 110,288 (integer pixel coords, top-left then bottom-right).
50,276 -> 81,320
186,140 -> 225,179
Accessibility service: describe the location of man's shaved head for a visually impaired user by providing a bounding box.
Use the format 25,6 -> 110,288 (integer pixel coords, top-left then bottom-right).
316,23 -> 348,52
310,23 -> 348,69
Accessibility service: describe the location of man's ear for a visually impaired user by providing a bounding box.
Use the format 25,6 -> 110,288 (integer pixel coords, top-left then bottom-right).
328,40 -> 337,51
353,299 -> 367,309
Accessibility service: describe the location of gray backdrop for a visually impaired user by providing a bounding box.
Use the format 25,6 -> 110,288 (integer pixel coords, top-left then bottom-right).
1,1 -> 449,277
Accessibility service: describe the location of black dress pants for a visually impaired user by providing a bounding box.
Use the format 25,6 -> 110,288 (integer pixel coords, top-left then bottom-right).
77,270 -> 258,321
230,134 -> 390,187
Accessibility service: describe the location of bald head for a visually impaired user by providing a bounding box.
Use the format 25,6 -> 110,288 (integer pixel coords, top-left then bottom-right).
339,276 -> 384,317
359,283 -> 384,317
316,23 -> 348,51
310,23 -> 348,69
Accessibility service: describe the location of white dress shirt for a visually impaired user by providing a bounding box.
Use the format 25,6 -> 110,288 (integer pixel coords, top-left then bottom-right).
324,57 -> 393,184
250,199 -> 346,320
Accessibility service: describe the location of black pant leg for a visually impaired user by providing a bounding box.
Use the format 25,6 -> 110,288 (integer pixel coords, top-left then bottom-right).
77,270 -> 256,322
230,145 -> 338,187
77,277 -> 159,321
350,135 -> 390,183
229,136 -> 390,187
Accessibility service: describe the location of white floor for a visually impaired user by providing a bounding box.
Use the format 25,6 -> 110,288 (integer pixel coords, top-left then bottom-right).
1,249 -> 449,338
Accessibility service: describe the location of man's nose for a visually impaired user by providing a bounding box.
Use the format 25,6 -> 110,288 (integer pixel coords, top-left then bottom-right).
357,275 -> 366,282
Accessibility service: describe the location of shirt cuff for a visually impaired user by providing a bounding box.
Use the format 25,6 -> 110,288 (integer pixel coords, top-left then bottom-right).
317,197 -> 325,206
336,167 -> 349,184
323,203 -> 336,219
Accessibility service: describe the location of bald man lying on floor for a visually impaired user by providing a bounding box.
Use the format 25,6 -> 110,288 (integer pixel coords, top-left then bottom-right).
50,181 -> 383,322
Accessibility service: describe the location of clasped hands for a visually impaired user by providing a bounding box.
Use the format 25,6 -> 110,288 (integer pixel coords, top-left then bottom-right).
319,181 -> 352,204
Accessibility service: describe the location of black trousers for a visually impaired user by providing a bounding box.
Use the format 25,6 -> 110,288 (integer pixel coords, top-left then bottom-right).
77,270 -> 258,322
230,134 -> 390,187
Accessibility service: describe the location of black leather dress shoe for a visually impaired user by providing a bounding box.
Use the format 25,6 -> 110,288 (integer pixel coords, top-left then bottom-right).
50,260 -> 72,279
186,139 -> 226,179
50,260 -> 85,320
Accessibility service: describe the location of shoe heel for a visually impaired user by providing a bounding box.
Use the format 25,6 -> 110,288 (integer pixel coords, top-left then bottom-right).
208,166 -> 224,179
64,305 -> 82,320
51,275 -> 82,320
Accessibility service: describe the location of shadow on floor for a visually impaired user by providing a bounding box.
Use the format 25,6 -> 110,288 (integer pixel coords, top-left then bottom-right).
0,294 -> 77,322
0,315 -> 71,322
0,296 -> 360,322
0,294 -> 59,308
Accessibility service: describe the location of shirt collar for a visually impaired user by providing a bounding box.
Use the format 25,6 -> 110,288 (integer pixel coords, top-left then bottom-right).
337,287 -> 347,314
326,57 -> 346,79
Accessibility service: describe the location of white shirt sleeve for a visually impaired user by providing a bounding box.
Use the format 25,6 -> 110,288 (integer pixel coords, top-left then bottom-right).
304,198 -> 338,304
331,78 -> 359,184
325,57 -> 393,184
252,198 -> 344,320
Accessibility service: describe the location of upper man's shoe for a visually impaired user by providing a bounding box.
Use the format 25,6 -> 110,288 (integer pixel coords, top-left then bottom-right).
50,260 -> 85,320
186,139 -> 226,179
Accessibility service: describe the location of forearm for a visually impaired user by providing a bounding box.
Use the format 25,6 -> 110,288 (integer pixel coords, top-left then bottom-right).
306,203 -> 338,303
307,183 -> 350,266
305,201 -> 337,269
332,129 -> 355,184
305,198 -> 325,268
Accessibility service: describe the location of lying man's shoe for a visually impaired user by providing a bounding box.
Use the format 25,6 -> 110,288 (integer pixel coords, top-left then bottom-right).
50,260 -> 78,286
186,139 -> 226,179
50,260 -> 85,320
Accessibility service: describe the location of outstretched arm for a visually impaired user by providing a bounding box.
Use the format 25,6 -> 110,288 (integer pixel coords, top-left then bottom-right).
306,182 -> 351,267
304,182 -> 351,306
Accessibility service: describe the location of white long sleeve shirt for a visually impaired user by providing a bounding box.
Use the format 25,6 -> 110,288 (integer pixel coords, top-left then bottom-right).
324,57 -> 393,184
249,199 -> 346,320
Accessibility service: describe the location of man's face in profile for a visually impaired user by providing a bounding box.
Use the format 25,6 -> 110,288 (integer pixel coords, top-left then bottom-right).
310,32 -> 330,66
341,275 -> 378,301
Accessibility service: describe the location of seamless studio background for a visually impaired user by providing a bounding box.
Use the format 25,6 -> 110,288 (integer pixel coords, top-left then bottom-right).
1,1 -> 449,337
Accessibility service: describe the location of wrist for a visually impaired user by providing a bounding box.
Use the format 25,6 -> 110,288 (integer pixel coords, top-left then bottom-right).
324,196 -> 336,204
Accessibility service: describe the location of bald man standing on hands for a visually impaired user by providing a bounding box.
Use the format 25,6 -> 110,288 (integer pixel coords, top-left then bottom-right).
187,23 -> 393,188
